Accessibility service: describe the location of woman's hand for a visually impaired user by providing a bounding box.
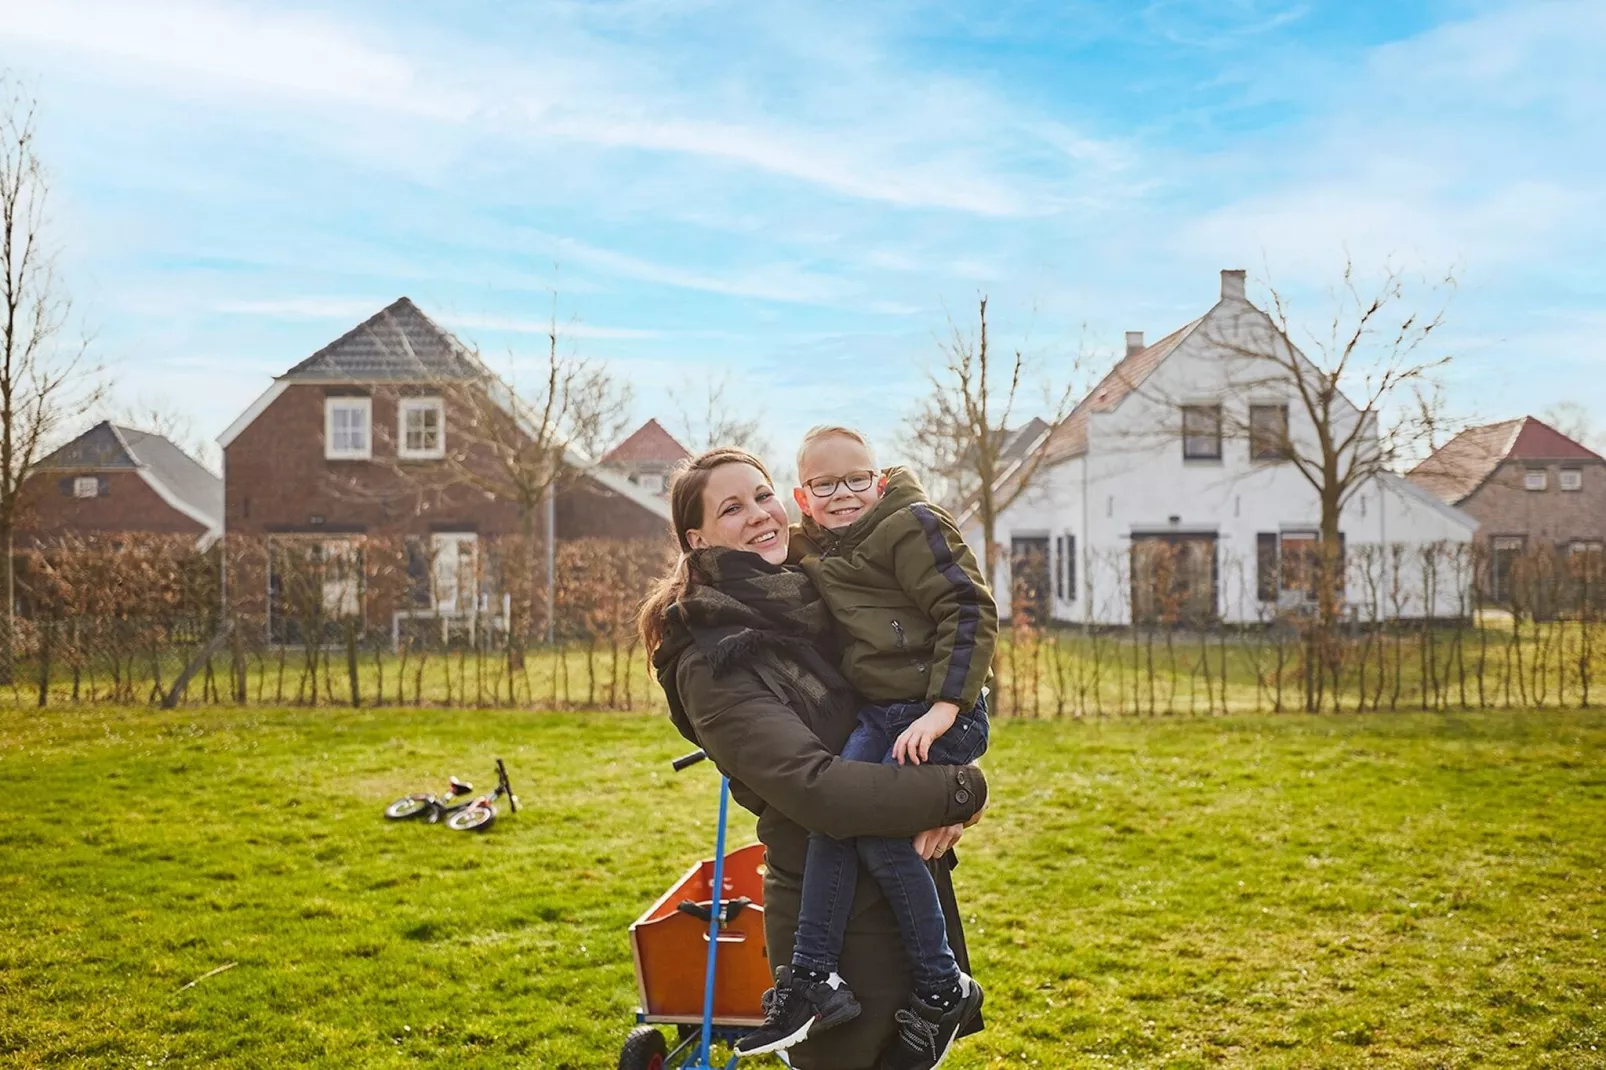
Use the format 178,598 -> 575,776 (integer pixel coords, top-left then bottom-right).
912,822 -> 964,861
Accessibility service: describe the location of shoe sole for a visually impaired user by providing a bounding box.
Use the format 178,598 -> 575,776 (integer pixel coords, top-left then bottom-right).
927,980 -> 984,1070
736,1017 -> 814,1057
737,997 -> 862,1057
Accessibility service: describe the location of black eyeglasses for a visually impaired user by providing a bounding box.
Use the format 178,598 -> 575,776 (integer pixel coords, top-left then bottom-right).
804,470 -> 876,498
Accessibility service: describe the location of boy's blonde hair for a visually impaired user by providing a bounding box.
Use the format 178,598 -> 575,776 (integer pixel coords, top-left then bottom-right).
796,424 -> 877,475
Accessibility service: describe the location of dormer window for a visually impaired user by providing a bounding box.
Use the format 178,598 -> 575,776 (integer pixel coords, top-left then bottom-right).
1524,469 -> 1547,492
326,397 -> 372,460
398,397 -> 445,460
72,476 -> 100,498
1560,468 -> 1583,492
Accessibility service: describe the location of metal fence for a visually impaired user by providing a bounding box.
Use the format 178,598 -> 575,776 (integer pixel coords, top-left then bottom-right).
4,535 -> 1603,714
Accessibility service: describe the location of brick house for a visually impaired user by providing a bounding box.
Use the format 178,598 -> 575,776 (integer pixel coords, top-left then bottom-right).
218,297 -> 671,642
22,421 -> 222,547
1408,416 -> 1606,602
602,418 -> 692,495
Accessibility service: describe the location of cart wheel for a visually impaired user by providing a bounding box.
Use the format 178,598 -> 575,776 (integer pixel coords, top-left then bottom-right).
618,1025 -> 668,1070
384,797 -> 429,820
446,805 -> 495,832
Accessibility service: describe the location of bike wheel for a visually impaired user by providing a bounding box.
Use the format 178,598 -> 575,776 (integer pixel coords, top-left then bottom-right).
618,1026 -> 668,1070
446,805 -> 495,832
384,797 -> 430,820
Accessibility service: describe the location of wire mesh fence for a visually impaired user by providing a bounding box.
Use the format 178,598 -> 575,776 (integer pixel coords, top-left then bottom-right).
2,534 -> 1603,715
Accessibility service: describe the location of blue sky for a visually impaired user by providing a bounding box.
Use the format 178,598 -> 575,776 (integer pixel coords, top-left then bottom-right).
2,0 -> 1602,473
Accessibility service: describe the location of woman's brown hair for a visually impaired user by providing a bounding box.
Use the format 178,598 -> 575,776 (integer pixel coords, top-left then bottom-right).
637,446 -> 774,655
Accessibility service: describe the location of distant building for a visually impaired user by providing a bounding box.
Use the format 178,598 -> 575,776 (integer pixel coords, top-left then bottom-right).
22,421 -> 222,547
603,419 -> 692,495
966,269 -> 1477,625
217,297 -> 670,641
1409,416 -> 1606,603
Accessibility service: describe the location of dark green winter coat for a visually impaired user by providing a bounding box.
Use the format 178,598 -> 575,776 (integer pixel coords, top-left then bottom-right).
655,588 -> 987,1070
793,467 -> 998,710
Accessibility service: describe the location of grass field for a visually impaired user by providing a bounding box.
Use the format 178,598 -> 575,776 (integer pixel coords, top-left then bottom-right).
1,704 -> 1603,1068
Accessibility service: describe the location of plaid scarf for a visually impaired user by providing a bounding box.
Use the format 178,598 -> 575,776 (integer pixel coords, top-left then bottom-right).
654,547 -> 857,745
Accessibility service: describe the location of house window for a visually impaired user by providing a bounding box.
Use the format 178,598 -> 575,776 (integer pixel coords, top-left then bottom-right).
1249,404 -> 1289,461
1560,469 -> 1583,492
326,397 -> 372,460
1181,405 -> 1222,460
1524,469 -> 1547,492
1489,536 -> 1526,604
72,476 -> 100,499
398,398 -> 445,459
432,532 -> 479,615
637,472 -> 665,494
321,539 -> 361,618
1570,540 -> 1605,555
1256,531 -> 1345,603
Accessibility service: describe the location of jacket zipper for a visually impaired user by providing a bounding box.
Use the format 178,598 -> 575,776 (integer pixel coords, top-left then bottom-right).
891,619 -> 907,651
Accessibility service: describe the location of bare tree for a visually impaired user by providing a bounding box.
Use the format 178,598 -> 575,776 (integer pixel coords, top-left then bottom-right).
670,370 -> 770,455
0,76 -> 100,680
1111,262 -> 1455,706
1543,401 -> 1606,454
903,296 -> 1079,580
376,302 -> 632,661
103,392 -> 218,471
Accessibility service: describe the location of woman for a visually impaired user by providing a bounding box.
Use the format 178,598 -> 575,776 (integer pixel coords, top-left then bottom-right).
640,447 -> 986,1069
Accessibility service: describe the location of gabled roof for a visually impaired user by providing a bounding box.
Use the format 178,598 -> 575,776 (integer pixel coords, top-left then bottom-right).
219,298 -> 671,524
1000,417 -> 1051,465
1407,416 -> 1604,505
604,419 -> 692,465
1030,318 -> 1204,467
37,421 -> 223,539
279,297 -> 484,382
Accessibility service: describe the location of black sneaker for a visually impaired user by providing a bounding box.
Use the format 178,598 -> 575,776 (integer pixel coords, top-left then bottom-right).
879,973 -> 984,1070
735,966 -> 861,1056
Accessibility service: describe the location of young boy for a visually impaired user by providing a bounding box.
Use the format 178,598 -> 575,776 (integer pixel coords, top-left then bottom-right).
736,425 -> 996,1070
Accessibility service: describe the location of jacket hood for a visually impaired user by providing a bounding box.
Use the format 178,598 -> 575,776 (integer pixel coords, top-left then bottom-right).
800,465 -> 928,556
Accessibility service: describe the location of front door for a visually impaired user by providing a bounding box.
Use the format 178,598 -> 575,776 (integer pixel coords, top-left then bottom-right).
1130,534 -> 1218,625
1010,537 -> 1051,625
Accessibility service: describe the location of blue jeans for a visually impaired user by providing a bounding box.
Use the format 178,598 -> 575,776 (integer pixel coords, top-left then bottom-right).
791,695 -> 990,993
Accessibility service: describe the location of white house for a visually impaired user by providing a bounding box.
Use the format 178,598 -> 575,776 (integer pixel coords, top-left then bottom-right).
965,269 -> 1478,626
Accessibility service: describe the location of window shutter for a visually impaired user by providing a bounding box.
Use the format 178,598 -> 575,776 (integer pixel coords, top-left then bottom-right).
58,477 -> 73,497
1055,537 -> 1065,599
99,476 -> 110,497
1256,533 -> 1278,602
1067,535 -> 1077,601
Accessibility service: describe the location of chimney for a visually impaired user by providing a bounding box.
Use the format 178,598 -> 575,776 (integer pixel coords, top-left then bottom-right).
1221,269 -> 1247,301
1124,331 -> 1145,357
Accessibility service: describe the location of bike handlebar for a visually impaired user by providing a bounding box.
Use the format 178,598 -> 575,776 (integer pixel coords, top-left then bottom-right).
671,750 -> 707,772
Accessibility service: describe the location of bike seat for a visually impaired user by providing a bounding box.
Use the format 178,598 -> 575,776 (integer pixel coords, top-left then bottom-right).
448,777 -> 473,793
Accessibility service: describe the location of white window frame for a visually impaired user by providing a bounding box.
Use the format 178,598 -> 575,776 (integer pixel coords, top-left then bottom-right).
397,397 -> 446,460
325,397 -> 373,460
72,476 -> 100,499
1524,469 -> 1547,492
1560,468 -> 1583,492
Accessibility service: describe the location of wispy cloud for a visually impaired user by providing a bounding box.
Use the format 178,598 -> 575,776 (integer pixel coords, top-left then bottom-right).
2,0 -> 469,117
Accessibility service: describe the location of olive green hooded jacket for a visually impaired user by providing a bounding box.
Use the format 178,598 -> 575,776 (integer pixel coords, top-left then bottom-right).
792,467 -> 997,710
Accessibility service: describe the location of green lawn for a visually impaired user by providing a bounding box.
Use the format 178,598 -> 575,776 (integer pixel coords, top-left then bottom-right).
1,705 -> 1602,1068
